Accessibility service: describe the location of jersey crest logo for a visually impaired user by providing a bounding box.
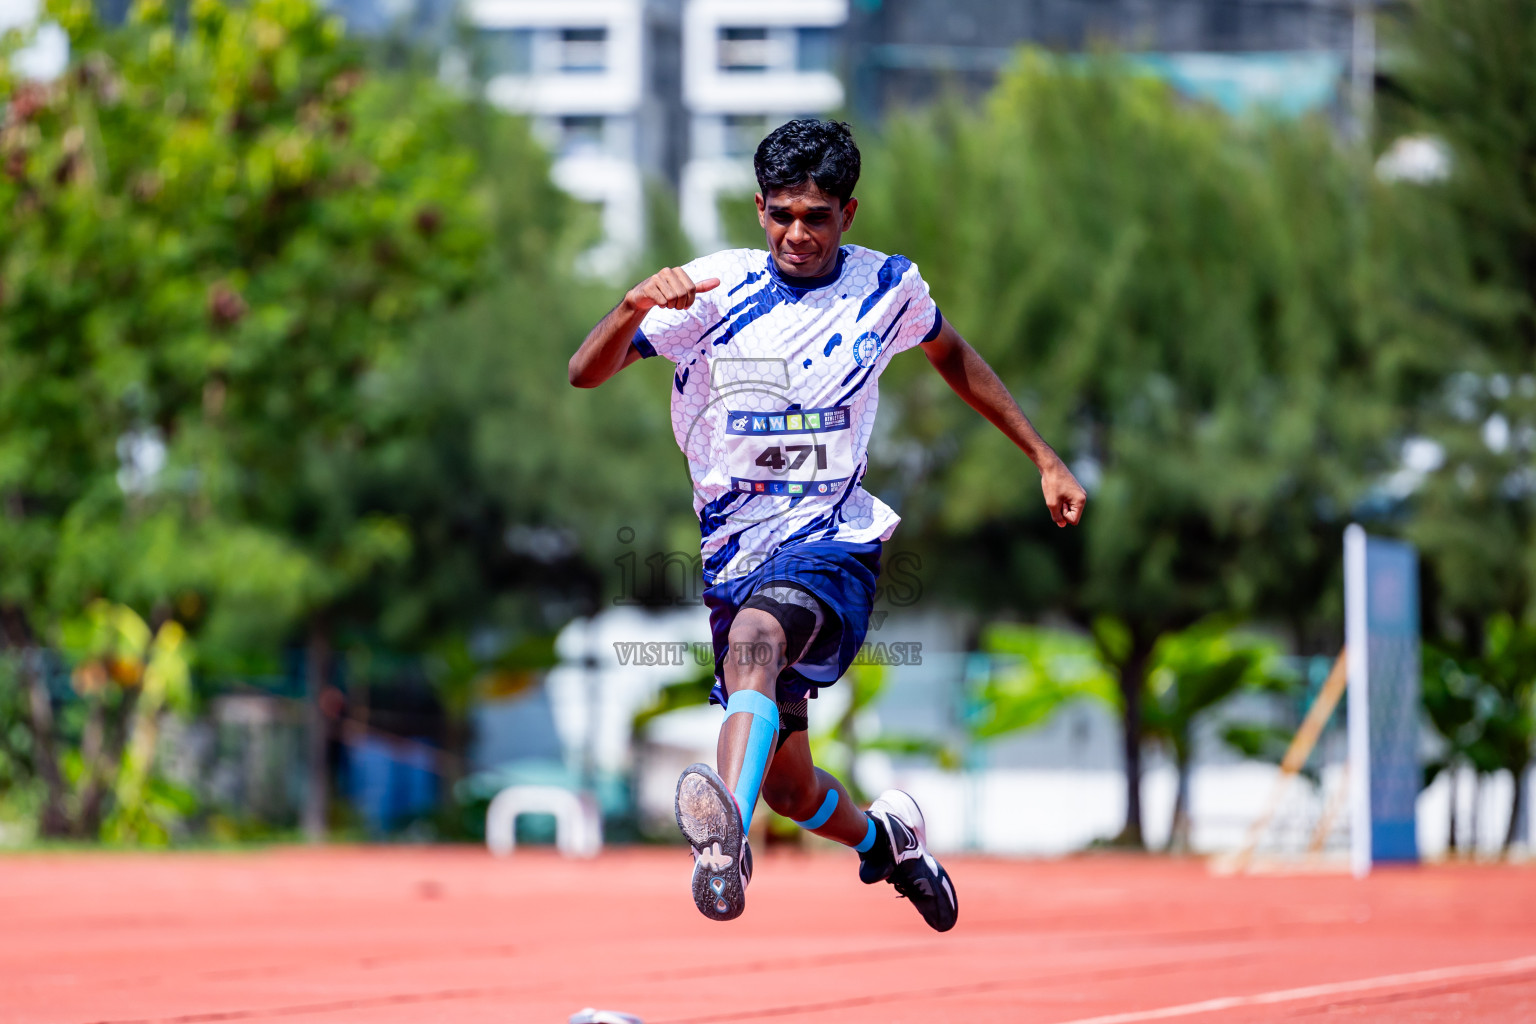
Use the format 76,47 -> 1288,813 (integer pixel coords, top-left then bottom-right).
852,331 -> 882,368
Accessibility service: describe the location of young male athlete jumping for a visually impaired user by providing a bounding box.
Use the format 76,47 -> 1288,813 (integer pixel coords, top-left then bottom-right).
569,120 -> 1085,931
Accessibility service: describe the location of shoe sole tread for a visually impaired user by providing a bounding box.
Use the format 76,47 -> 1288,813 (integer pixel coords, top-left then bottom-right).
674,763 -> 745,922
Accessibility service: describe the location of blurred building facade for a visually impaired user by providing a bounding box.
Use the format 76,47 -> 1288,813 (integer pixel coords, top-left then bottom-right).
461,0 -> 849,262
843,0 -> 1365,118
463,0 -> 682,273
677,0 -> 846,251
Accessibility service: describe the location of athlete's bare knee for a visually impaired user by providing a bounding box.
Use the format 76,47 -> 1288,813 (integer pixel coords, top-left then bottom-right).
761,770 -> 820,821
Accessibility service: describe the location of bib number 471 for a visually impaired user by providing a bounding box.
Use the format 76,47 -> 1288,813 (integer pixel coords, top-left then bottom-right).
754,444 -> 828,472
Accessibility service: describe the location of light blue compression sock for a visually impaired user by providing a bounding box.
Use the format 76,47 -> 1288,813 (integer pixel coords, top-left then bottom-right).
795,788 -> 879,853
724,689 -> 779,834
793,789 -> 839,832
854,815 -> 878,853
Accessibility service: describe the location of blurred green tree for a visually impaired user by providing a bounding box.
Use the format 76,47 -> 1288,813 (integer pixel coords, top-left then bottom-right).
0,0 -> 490,836
1422,617 -> 1536,853
1140,624 -> 1288,851
972,623 -> 1117,742
976,621 -> 1287,851
60,601 -> 193,844
1381,0 -> 1536,847
340,126 -> 708,823
1385,2 -> 1535,652
849,53 -> 1388,845
1422,642 -> 1483,854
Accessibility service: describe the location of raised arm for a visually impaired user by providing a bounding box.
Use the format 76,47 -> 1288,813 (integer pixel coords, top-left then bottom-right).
920,318 -> 1086,527
568,267 -> 720,388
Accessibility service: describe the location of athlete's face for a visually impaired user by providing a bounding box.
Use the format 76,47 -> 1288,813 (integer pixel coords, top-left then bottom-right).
756,180 -> 857,280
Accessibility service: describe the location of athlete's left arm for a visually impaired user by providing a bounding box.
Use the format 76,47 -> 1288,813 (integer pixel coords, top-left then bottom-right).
919,319 -> 1086,528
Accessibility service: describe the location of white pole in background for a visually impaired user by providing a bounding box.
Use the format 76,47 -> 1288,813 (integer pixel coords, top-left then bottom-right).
1349,0 -> 1376,144
1344,524 -> 1371,878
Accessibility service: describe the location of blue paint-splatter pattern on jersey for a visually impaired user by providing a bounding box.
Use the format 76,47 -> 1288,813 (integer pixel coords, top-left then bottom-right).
633,245 -> 942,583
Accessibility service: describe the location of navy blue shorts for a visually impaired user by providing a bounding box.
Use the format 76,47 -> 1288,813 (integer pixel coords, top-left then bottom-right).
704,539 -> 882,709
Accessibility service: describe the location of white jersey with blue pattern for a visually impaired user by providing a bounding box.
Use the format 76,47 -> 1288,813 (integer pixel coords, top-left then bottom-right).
633,244 -> 942,584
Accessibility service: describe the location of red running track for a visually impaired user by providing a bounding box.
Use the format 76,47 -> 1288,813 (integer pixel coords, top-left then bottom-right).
2,847 -> 1535,1023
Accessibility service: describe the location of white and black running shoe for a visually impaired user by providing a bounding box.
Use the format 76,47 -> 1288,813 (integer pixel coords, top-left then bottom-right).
859,790 -> 958,932
674,763 -> 748,922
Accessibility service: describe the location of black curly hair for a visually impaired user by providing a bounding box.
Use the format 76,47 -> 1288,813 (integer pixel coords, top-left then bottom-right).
753,119 -> 861,204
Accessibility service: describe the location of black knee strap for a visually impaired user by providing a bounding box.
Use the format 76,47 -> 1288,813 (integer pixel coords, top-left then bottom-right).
775,697 -> 810,751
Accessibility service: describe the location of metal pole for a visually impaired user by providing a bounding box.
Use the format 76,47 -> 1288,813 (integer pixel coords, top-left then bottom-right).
1344,524 -> 1372,878
1349,0 -> 1376,143
302,624 -> 330,843
584,619 -> 602,793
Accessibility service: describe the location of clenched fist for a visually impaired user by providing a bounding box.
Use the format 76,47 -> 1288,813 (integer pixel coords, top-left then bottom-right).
1041,459 -> 1086,528
625,267 -> 721,313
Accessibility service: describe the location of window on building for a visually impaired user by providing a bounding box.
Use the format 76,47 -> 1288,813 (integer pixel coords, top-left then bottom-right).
723,115 -> 772,158
558,115 -> 607,157
718,26 -> 770,72
481,27 -> 534,76
796,27 -> 834,72
559,27 -> 607,73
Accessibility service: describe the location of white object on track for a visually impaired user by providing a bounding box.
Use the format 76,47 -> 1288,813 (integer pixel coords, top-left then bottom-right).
569,1009 -> 643,1024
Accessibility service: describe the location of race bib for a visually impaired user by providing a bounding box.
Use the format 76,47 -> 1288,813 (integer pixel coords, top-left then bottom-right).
724,406 -> 855,497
